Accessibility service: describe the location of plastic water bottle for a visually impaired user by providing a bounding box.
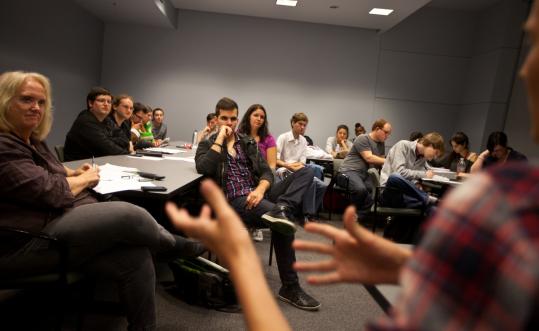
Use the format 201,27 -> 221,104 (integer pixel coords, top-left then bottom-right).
457,157 -> 466,173
192,130 -> 198,148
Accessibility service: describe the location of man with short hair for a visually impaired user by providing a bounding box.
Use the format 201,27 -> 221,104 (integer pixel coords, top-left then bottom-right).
195,97 -> 320,311
380,132 -> 444,210
104,94 -> 134,154
338,119 -> 391,215
276,113 -> 327,218
197,112 -> 218,143
64,87 -> 128,161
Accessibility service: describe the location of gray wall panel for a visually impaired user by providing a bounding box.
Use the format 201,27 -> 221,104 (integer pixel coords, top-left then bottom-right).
0,0 -> 103,147
376,50 -> 468,105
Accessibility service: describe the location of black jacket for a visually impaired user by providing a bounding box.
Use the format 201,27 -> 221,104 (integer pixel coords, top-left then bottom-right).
64,110 -> 129,161
195,132 -> 274,189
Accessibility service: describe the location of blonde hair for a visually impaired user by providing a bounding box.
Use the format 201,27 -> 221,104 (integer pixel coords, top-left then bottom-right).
0,71 -> 53,141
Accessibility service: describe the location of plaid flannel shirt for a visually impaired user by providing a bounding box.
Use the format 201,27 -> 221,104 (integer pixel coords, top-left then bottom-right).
369,162 -> 539,331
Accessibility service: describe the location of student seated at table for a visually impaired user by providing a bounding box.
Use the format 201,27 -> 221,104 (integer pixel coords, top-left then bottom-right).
165,5 -> 539,328
325,124 -> 353,159
433,131 -> 477,173
337,119 -> 391,217
0,71 -> 205,331
237,103 -> 277,241
197,112 -> 218,144
131,102 -> 158,149
104,94 -> 134,155
380,132 -> 444,213
276,113 -> 327,220
151,107 -> 167,144
353,122 -> 366,141
64,87 -> 129,161
470,131 -> 527,173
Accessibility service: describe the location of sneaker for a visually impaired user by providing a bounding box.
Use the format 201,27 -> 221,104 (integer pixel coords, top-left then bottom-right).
252,229 -> 264,242
261,205 -> 297,236
278,285 -> 320,311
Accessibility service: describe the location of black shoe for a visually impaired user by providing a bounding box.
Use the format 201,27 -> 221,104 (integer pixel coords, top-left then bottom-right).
278,285 -> 320,311
261,205 -> 297,236
158,236 -> 207,261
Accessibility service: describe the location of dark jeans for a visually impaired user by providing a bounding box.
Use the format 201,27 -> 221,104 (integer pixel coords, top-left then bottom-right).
338,170 -> 374,213
229,166 -> 314,286
380,174 -> 431,211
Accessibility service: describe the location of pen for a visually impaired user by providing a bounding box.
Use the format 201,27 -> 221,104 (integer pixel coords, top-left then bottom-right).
92,156 -> 95,169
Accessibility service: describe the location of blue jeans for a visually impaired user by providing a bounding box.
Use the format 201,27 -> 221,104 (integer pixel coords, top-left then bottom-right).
381,174 -> 428,209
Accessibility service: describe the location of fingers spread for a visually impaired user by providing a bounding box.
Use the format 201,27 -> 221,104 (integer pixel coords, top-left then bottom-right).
307,272 -> 342,285
303,222 -> 342,241
294,259 -> 336,272
293,240 -> 334,255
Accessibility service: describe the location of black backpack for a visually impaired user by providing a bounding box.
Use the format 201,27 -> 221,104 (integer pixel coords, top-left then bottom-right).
169,257 -> 240,312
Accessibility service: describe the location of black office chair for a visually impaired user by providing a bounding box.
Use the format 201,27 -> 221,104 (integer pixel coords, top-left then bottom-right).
54,145 -> 65,162
324,172 -> 352,221
0,226 -> 86,330
367,169 -> 425,236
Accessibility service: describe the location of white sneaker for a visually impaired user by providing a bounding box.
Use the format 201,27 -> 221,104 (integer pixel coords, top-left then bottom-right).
252,229 -> 264,242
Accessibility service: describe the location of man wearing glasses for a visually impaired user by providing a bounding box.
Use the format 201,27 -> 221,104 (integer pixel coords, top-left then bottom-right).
64,87 -> 129,161
337,119 -> 391,217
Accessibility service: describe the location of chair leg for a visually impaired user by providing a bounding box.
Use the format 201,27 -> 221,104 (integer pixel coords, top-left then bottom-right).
268,236 -> 274,266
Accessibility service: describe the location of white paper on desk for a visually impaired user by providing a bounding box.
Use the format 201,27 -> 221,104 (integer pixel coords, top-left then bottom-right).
145,147 -> 184,154
92,163 -> 155,194
128,155 -> 163,161
164,156 -> 195,163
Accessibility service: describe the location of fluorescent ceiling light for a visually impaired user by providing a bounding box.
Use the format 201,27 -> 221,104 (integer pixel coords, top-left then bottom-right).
369,8 -> 394,16
276,0 -> 298,7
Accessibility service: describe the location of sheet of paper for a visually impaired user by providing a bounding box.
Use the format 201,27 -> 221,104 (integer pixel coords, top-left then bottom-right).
164,156 -> 195,163
145,147 -> 184,154
128,155 -> 164,161
92,163 -> 156,194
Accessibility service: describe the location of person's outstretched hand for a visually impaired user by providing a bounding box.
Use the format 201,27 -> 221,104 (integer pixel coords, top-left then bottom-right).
166,179 -> 252,266
293,206 -> 412,285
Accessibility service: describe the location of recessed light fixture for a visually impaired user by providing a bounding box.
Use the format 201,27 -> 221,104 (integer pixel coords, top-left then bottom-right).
276,0 -> 298,7
369,8 -> 394,16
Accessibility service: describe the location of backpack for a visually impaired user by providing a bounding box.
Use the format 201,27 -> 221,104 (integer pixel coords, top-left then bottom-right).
169,257 -> 240,312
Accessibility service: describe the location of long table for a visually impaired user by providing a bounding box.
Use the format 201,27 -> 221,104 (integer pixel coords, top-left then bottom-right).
63,144 -> 204,227
63,145 -> 202,200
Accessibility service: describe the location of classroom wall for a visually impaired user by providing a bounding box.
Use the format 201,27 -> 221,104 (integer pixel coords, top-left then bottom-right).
457,0 -> 529,152
376,6 -> 475,147
0,0 -> 104,147
100,10 -> 380,146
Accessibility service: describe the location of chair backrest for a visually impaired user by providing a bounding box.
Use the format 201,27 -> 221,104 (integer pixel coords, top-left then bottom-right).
332,159 -> 344,176
367,168 -> 381,195
54,145 -> 64,162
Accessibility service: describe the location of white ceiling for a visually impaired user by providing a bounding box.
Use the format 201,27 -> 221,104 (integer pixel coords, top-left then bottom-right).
171,0 -> 431,32
74,0 -> 503,31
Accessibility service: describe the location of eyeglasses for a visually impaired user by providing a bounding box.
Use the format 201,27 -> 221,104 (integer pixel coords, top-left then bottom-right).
133,113 -> 144,121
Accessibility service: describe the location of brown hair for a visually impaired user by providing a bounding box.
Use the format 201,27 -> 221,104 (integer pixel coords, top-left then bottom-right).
290,112 -> 308,126
419,132 -> 445,155
371,119 -> 388,131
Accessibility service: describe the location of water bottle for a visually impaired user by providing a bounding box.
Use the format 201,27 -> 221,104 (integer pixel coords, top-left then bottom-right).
457,157 -> 466,173
192,130 -> 198,148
